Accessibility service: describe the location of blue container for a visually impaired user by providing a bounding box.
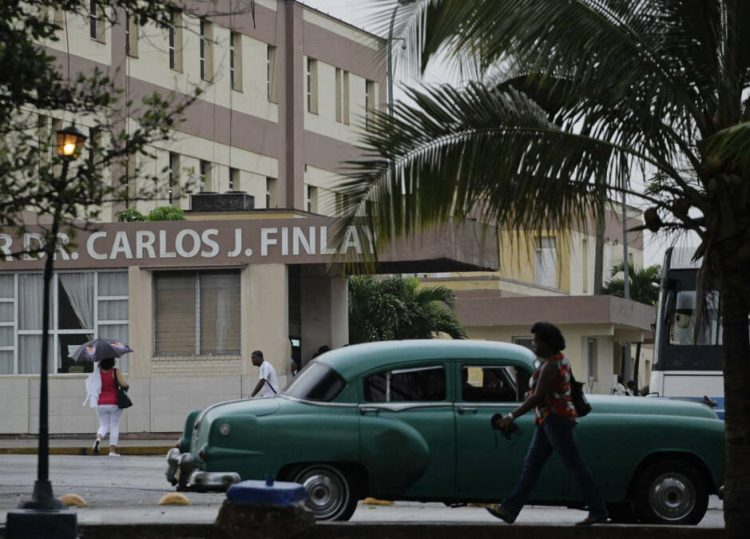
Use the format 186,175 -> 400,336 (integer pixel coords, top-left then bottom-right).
226,478 -> 307,507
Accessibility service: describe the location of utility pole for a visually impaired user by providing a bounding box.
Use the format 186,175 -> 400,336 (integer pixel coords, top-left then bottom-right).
622,188 -> 633,383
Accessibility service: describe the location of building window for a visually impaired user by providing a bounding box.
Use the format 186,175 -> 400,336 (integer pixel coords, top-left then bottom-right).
168,152 -> 180,204
154,271 -> 241,356
306,58 -> 318,114
0,275 -> 15,375
200,19 -> 214,82
229,167 -> 239,191
306,185 -> 318,213
230,32 -> 243,92
1,271 -> 129,375
125,11 -> 138,57
335,192 -> 350,216
126,154 -> 138,202
36,115 -> 51,163
88,127 -> 103,178
89,0 -> 106,43
199,160 -> 212,192
267,45 -> 278,103
587,337 -> 598,381
535,236 -> 557,288
265,177 -> 277,208
335,68 -> 350,124
582,237 -> 589,294
365,80 -> 377,130
169,11 -> 183,71
512,336 -> 534,352
52,9 -> 65,28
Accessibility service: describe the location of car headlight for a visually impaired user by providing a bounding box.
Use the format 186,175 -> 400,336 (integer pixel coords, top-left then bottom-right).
218,422 -> 231,436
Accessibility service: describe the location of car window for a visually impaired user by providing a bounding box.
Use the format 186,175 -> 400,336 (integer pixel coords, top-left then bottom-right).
284,362 -> 345,402
364,365 -> 445,402
461,365 -> 528,402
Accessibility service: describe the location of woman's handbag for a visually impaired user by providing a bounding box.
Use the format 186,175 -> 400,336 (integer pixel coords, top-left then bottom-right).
113,368 -> 133,409
570,372 -> 592,417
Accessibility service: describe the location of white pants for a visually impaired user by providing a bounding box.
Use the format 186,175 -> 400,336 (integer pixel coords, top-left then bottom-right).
96,405 -> 123,446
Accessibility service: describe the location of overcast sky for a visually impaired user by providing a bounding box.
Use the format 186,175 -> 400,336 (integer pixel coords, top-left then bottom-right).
298,0 -> 684,267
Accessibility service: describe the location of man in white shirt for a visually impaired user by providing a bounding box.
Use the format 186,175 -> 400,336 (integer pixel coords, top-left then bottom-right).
251,350 -> 279,398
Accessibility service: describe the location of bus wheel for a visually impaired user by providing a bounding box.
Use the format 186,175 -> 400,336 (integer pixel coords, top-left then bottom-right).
633,459 -> 708,525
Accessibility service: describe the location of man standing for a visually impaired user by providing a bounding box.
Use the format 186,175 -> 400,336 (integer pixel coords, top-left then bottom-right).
250,350 -> 279,398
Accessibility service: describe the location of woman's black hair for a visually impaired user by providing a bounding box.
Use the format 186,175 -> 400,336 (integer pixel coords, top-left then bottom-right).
99,357 -> 115,370
530,321 -> 566,354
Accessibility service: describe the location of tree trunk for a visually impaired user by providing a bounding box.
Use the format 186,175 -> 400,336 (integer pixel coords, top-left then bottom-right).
719,253 -> 750,538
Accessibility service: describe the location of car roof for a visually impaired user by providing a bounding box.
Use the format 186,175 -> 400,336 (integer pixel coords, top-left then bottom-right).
315,340 -> 537,380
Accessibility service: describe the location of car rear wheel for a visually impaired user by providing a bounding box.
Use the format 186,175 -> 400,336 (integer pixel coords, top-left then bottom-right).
633,459 -> 708,525
292,464 -> 357,521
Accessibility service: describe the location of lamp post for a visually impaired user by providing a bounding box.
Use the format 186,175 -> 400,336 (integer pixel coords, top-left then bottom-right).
387,0 -> 416,116
6,122 -> 86,539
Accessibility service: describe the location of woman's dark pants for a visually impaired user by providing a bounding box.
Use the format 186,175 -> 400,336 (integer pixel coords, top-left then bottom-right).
502,413 -> 607,518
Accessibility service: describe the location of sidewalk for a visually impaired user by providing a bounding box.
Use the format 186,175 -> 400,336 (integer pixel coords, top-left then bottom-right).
0,434 -> 178,456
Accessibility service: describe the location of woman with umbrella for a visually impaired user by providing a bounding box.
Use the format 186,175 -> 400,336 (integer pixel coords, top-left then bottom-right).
78,339 -> 133,457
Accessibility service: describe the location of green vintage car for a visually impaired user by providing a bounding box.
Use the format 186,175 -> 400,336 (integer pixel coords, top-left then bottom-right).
166,340 -> 724,524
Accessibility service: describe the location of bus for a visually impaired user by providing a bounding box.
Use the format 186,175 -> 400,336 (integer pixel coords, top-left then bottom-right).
649,247 -> 725,418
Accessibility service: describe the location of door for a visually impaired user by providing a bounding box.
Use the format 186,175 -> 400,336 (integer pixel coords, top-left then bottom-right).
359,364 -> 456,498
455,362 -> 570,501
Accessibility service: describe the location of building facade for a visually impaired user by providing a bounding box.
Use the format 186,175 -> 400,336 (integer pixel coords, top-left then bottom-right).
0,1 -> 498,435
422,203 -> 656,395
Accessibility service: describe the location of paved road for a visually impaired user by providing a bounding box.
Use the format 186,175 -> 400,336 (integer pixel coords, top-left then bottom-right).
0,455 -> 725,527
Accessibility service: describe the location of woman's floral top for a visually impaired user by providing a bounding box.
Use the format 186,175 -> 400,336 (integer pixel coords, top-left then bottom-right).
529,353 -> 577,424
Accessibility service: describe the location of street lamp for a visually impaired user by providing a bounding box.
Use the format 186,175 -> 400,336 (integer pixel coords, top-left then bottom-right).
6,121 -> 86,539
56,122 -> 87,160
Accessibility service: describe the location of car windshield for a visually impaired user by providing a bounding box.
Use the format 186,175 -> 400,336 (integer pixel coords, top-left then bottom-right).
283,362 -> 346,402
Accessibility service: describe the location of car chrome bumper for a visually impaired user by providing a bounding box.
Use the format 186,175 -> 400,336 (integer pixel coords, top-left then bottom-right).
165,447 -> 240,491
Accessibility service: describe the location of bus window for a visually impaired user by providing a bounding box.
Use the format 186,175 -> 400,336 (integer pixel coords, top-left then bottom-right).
669,291 -> 721,346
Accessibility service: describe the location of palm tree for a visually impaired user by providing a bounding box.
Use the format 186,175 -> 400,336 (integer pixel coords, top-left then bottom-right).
348,276 -> 466,343
338,2 -> 749,533
603,262 -> 661,306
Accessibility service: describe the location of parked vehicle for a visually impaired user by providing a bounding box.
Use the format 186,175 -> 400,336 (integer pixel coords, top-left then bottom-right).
166,340 -> 724,524
650,247 -> 725,417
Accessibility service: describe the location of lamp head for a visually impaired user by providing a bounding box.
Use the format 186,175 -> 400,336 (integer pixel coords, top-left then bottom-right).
56,122 -> 87,160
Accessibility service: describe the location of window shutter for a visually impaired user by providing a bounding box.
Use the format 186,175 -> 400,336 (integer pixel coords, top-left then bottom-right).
155,272 -> 196,355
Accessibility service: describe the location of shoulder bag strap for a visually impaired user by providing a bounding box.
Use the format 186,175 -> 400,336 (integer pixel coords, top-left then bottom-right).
263,378 -> 277,394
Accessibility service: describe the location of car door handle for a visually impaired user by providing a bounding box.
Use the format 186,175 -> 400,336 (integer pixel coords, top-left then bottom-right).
456,406 -> 478,415
359,407 -> 381,416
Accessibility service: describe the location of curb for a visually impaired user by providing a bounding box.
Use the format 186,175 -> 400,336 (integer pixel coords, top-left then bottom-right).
0,522 -> 728,539
0,445 -> 174,456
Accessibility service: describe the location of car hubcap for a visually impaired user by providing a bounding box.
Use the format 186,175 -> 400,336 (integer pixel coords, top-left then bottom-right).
649,472 -> 695,521
298,467 -> 348,520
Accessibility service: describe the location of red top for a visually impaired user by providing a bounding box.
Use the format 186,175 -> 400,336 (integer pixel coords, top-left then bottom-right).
98,369 -> 118,406
530,353 -> 577,425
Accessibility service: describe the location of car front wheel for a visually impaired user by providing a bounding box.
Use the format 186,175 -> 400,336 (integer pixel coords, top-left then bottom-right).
633,459 -> 709,525
292,464 -> 357,521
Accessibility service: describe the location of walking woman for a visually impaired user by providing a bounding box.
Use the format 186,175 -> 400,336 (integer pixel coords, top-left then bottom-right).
83,357 -> 128,457
488,321 -> 608,526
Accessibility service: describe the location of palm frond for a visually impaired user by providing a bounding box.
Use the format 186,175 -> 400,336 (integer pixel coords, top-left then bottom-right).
338,82 -> 664,251
702,122 -> 750,175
